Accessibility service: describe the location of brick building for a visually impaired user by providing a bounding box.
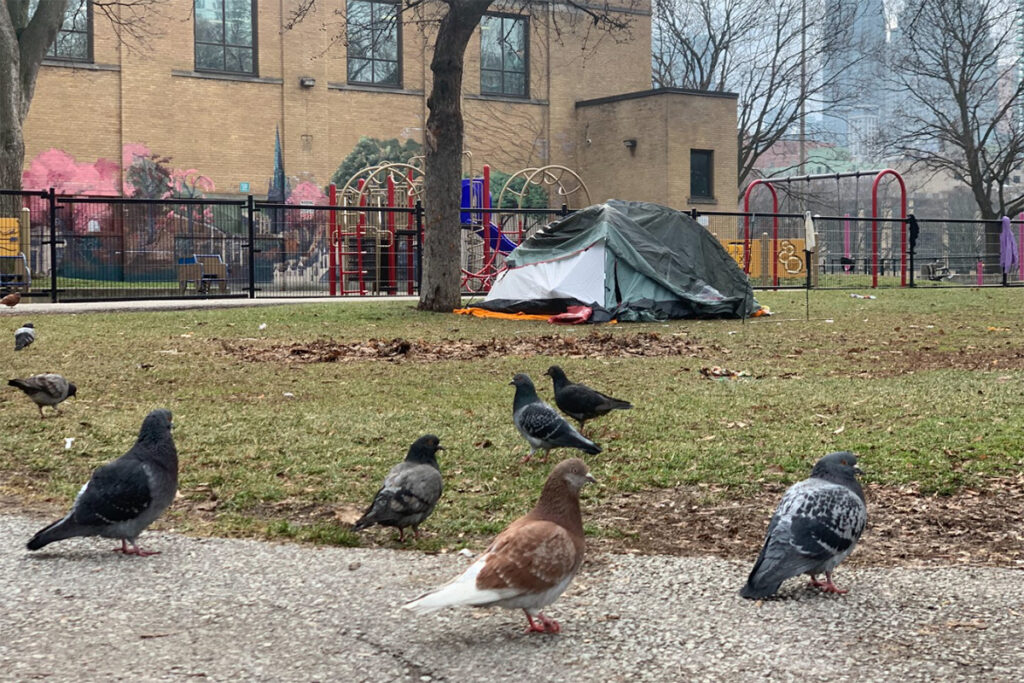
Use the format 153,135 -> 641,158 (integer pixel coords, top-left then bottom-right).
23,0 -> 737,209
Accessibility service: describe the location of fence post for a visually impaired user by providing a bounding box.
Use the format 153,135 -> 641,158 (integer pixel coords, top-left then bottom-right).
560,203 -> 569,217
48,188 -> 57,303
415,200 -> 424,294
247,195 -> 256,298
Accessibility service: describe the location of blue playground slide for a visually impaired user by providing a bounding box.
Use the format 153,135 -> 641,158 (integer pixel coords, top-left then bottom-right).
461,179 -> 518,254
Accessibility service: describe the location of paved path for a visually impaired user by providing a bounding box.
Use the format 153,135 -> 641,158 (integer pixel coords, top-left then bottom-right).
1,515 -> 1021,682
0,296 -> 419,316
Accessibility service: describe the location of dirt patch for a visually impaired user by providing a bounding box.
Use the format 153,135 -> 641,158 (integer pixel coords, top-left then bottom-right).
587,475 -> 1024,569
220,332 -> 719,364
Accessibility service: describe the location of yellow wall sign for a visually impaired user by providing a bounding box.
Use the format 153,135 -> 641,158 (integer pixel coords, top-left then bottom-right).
0,217 -> 20,256
721,238 -> 807,279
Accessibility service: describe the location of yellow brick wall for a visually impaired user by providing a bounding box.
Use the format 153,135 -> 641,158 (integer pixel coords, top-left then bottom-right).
20,0 -> 735,209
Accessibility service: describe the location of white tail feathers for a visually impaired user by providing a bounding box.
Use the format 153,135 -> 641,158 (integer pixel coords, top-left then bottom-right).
403,556 -> 516,614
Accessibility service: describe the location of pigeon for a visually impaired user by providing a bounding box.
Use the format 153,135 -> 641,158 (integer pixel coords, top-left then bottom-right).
26,409 -> 178,556
1,291 -> 20,307
511,373 -> 601,463
14,322 -> 35,350
740,451 -> 867,600
545,365 -> 632,433
352,434 -> 444,541
8,374 -> 77,418
405,457 -> 596,633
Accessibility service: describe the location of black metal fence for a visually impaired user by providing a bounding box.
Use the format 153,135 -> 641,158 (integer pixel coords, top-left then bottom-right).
3,188 -> 1022,302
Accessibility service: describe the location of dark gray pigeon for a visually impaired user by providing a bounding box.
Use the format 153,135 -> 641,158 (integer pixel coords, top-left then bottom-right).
27,409 -> 178,556
545,365 -> 632,433
511,373 -> 601,463
353,434 -> 444,541
14,322 -> 35,351
8,374 -> 77,418
740,451 -> 867,599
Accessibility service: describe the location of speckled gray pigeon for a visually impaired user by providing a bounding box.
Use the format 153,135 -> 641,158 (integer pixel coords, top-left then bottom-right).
27,409 -> 178,556
511,373 -> 601,463
740,451 -> 867,599
545,365 -> 632,433
353,434 -> 444,541
14,322 -> 35,351
8,374 -> 77,418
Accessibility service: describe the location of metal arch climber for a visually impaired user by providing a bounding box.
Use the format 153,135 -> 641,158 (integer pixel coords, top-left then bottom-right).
495,165 -> 591,210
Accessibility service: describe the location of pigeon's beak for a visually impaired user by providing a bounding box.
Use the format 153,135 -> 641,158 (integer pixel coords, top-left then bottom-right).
853,465 -> 863,476
436,444 -> 445,451
585,473 -> 597,485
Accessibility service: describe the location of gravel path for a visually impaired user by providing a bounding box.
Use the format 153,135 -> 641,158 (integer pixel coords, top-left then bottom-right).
2,514 -> 1021,682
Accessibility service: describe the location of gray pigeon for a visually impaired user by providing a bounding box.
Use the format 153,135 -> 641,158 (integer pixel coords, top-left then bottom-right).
740,451 -> 867,599
27,409 -> 178,556
511,373 -> 601,463
8,374 -> 77,418
545,365 -> 632,433
353,434 -> 444,541
14,322 -> 35,351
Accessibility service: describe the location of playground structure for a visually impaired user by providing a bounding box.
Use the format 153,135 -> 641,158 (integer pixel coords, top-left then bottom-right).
740,169 -> 909,288
323,158 -> 591,295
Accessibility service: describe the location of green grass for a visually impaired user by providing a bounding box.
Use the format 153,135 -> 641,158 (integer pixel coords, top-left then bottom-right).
2,288 -> 1023,548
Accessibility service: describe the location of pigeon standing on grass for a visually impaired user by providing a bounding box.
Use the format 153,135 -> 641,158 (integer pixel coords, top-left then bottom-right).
26,409 -> 178,556
8,374 -> 77,418
511,373 -> 601,463
352,434 -> 444,541
405,458 -> 596,634
14,322 -> 35,350
740,451 -> 867,599
545,365 -> 632,433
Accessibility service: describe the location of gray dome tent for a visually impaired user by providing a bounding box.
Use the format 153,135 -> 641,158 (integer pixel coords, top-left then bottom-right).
479,200 -> 761,322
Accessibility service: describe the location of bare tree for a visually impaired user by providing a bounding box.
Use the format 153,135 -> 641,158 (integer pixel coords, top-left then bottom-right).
882,0 -> 1024,221
1,1 -> 163,203
651,0 -> 873,191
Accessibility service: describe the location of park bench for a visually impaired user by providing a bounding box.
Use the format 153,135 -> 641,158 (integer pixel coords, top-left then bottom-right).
178,254 -> 229,294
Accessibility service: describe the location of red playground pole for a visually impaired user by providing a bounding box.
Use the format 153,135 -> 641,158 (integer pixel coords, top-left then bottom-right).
387,174 -> 397,294
357,179 -> 366,296
741,179 -> 779,277
482,164 -> 492,268
406,169 -> 415,295
871,169 -> 907,288
328,183 -> 338,296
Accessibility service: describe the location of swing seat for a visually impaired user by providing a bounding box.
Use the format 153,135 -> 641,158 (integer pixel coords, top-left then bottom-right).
922,262 -> 953,281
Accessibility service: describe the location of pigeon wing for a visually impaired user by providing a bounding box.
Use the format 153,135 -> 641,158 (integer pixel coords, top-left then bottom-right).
476,518 -> 580,595
518,403 -> 599,452
384,463 -> 443,516
22,374 -> 67,400
73,458 -> 153,526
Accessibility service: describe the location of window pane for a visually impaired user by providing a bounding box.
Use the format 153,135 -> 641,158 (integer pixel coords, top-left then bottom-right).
374,61 -> 398,85
505,72 -> 525,97
481,70 -> 501,94
67,1 -> 89,30
348,57 -> 371,82
196,0 -> 225,42
225,0 -> 253,45
225,46 -> 253,73
54,32 -> 88,60
690,150 -> 713,198
347,1 -> 400,85
196,43 -> 224,70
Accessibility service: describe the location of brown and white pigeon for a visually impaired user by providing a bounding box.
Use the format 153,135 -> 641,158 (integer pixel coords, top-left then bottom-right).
1,291 -> 20,307
404,458 -> 596,634
14,322 -> 35,350
740,451 -> 867,599
545,365 -> 632,433
26,410 -> 178,556
511,373 -> 601,463
8,374 -> 77,418
352,434 -> 444,541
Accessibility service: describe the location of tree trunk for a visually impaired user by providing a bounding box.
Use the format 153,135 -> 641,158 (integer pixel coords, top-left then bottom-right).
418,0 -> 492,312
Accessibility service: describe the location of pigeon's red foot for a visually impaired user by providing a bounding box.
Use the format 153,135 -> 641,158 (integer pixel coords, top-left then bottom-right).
520,454 -> 533,464
112,540 -> 160,557
809,573 -> 847,594
524,611 -> 561,634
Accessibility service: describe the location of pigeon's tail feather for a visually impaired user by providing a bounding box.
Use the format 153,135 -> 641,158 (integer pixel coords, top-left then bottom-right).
8,379 -> 28,390
609,398 -> 632,411
352,495 -> 387,532
577,437 -> 602,455
739,575 -> 784,600
404,559 -> 512,614
26,516 -> 81,551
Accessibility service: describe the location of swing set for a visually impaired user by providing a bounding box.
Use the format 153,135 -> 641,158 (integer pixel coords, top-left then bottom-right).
742,168 -> 908,287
